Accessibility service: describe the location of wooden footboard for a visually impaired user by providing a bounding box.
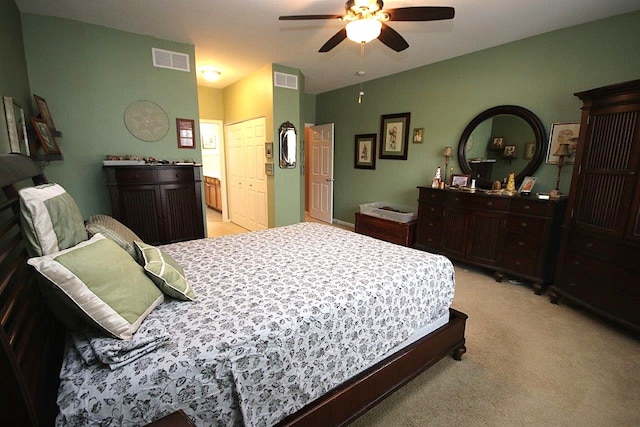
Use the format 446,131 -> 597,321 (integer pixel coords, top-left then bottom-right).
278,308 -> 468,427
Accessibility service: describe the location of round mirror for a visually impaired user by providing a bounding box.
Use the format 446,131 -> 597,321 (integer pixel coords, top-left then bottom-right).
457,105 -> 546,189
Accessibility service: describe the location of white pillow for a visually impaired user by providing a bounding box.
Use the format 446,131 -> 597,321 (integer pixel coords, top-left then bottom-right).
28,234 -> 164,340
19,183 -> 88,256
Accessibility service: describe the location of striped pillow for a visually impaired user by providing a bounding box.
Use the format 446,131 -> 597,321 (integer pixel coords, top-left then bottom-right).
134,241 -> 195,301
86,214 -> 141,260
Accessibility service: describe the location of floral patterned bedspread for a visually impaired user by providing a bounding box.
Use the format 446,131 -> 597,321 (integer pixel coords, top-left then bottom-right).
56,222 -> 455,426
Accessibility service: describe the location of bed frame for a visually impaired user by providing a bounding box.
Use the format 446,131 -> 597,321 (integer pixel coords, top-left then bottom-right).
0,153 -> 467,426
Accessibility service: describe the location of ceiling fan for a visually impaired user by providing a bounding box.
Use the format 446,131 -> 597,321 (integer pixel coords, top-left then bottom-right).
279,0 -> 455,53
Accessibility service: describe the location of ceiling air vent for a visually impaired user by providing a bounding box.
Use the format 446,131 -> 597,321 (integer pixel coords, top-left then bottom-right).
152,48 -> 190,72
274,72 -> 298,90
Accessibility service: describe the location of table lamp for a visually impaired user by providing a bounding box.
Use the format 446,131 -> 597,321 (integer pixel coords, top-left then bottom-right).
442,146 -> 453,185
553,143 -> 571,194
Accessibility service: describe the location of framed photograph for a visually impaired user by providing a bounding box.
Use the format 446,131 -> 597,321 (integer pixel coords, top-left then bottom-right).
264,162 -> 274,176
201,133 -> 217,150
503,145 -> 517,159
379,112 -> 410,160
524,141 -> 536,159
33,94 -> 57,132
451,174 -> 471,188
30,117 -> 60,155
354,133 -> 376,169
412,128 -> 424,143
176,118 -> 195,149
518,176 -> 537,194
489,137 -> 504,150
3,96 -> 30,155
546,122 -> 580,165
265,142 -> 273,159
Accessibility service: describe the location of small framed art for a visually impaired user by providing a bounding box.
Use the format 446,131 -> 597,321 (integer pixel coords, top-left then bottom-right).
3,96 -> 30,155
379,112 -> 410,160
265,142 -> 274,159
489,137 -> 504,150
30,117 -> 61,155
525,141 -> 536,159
451,174 -> 471,188
546,122 -> 580,165
412,128 -> 424,143
518,176 -> 537,194
503,145 -> 517,159
176,118 -> 195,148
33,94 -> 57,133
354,133 -> 376,169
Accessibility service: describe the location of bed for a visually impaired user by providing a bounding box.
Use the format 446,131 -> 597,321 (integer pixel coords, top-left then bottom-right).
0,153 -> 467,426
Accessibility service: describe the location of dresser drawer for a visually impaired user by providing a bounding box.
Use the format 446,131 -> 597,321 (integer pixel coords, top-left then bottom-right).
567,231 -> 639,271
419,202 -> 443,219
418,187 -> 444,202
445,191 -> 470,207
110,168 -> 158,184
506,216 -> 546,232
503,231 -> 542,254
501,252 -> 537,276
158,168 -> 196,183
510,199 -> 549,217
472,196 -> 510,211
557,251 -> 639,324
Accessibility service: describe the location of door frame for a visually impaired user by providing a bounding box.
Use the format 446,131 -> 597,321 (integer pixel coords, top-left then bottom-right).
200,119 -> 229,221
305,123 -> 335,223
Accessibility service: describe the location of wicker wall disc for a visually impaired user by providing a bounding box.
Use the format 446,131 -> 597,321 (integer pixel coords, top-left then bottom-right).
124,100 -> 170,142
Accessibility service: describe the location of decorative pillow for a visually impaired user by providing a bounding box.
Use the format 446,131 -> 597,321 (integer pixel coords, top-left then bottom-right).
134,241 -> 195,301
86,214 -> 142,260
19,183 -> 88,257
28,234 -> 164,340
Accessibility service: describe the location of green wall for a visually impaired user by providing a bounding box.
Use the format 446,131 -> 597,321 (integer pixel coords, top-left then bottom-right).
0,0 -> 32,154
21,14 -> 201,218
317,11 -> 640,223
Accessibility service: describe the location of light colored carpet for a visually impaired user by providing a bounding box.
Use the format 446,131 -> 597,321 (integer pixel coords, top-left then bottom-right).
351,265 -> 640,427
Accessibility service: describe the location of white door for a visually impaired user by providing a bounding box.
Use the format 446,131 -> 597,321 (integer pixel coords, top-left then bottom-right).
309,123 -> 334,223
225,118 -> 268,231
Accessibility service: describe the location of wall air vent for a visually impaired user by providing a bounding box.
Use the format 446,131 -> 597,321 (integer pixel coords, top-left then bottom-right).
274,72 -> 298,90
152,48 -> 190,72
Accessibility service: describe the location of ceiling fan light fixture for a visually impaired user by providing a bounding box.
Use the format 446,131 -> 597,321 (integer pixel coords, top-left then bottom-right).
346,18 -> 382,44
201,69 -> 221,82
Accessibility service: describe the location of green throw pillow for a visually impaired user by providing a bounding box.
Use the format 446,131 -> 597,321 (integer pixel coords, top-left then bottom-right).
19,183 -> 88,256
134,241 -> 195,301
28,234 -> 164,340
86,214 -> 142,260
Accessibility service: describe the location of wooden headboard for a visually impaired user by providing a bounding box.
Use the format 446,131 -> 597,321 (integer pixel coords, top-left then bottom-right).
0,153 -> 65,426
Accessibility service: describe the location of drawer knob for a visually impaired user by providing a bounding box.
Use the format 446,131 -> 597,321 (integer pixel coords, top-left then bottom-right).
585,242 -> 594,248
486,201 -> 493,206
518,241 -> 524,246
573,260 -> 581,266
524,205 -> 530,210
521,222 -> 528,227
428,222 -> 434,226
567,282 -> 577,288
515,261 -> 521,265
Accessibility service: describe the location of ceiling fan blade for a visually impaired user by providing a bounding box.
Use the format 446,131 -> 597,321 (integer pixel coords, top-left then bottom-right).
319,28 -> 347,52
386,6 -> 455,21
279,14 -> 343,21
378,23 -> 409,52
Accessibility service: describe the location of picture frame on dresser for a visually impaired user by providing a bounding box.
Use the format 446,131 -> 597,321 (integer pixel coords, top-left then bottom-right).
451,174 -> 471,188
33,94 -> 57,132
354,133 -> 377,169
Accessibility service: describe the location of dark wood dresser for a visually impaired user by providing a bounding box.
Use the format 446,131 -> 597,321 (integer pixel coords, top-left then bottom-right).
549,80 -> 640,331
355,212 -> 417,247
105,164 -> 205,245
415,186 -> 566,293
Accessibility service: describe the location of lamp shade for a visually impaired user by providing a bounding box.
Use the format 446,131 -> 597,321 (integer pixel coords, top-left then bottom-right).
553,143 -> 571,157
442,146 -> 453,157
346,19 -> 382,44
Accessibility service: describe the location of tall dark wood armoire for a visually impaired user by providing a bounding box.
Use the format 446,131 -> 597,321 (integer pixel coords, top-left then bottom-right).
549,80 -> 640,332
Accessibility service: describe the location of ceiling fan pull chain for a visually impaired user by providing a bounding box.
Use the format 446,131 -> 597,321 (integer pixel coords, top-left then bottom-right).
358,42 -> 366,104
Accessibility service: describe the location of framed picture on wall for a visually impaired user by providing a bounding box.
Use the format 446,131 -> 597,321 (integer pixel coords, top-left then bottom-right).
176,118 -> 195,148
379,112 -> 411,160
354,133 -> 376,169
30,117 -> 61,155
546,122 -> 580,165
412,128 -> 424,143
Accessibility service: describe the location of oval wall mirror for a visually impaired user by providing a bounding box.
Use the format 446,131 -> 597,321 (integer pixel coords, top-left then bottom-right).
457,105 -> 546,189
279,121 -> 297,169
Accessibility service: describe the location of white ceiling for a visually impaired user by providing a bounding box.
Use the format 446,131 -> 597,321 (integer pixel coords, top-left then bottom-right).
14,0 -> 640,94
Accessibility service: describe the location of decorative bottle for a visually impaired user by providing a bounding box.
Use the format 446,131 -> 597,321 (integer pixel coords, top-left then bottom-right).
432,166 -> 442,189
506,172 -> 516,191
